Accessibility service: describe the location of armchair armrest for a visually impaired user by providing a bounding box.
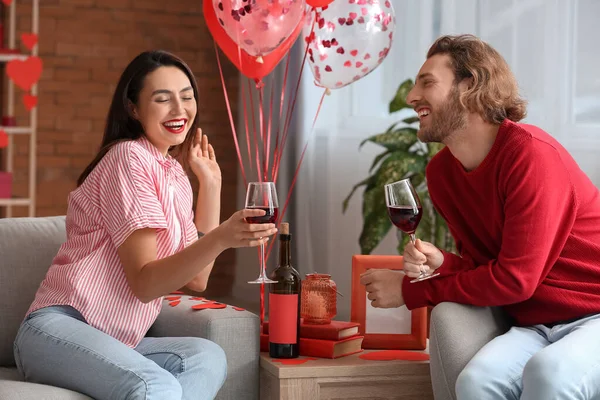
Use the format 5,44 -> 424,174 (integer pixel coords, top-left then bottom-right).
147,296 -> 260,400
429,303 -> 511,400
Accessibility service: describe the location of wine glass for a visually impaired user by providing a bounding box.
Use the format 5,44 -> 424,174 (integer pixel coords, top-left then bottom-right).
384,178 -> 440,283
245,182 -> 279,284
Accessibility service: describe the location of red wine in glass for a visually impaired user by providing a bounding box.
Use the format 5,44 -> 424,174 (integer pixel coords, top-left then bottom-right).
245,182 -> 279,284
384,179 -> 439,283
246,207 -> 279,224
388,205 -> 423,234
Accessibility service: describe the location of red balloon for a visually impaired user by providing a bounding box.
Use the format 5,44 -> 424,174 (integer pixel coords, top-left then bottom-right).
203,0 -> 304,82
307,0 -> 333,8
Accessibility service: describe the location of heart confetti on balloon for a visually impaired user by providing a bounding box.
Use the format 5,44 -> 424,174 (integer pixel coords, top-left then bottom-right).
213,0 -> 307,58
305,0 -> 395,89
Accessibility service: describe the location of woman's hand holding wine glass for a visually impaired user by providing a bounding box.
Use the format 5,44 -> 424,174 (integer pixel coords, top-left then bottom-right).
216,209 -> 277,249
245,182 -> 279,284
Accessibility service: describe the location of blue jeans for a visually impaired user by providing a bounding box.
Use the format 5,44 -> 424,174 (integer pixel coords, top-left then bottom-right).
455,313 -> 600,400
13,305 -> 227,400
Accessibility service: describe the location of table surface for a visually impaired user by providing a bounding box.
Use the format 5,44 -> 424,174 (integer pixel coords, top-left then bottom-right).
260,348 -> 431,380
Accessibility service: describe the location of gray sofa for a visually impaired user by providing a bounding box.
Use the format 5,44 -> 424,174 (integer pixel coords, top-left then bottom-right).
429,302 -> 511,400
0,216 -> 260,400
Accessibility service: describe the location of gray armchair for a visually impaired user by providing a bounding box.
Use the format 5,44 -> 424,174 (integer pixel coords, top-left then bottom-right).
0,216 -> 259,400
429,302 -> 512,400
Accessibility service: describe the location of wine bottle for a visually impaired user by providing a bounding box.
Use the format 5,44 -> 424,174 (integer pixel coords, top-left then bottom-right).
268,222 -> 301,358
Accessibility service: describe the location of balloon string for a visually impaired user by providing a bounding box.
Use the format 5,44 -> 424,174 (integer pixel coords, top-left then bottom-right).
273,11 -> 315,183
260,283 -> 265,327
241,83 -> 253,176
214,42 -> 247,186
265,75 -> 276,179
258,86 -> 266,181
265,87 -> 327,262
271,52 -> 292,181
248,79 -> 262,182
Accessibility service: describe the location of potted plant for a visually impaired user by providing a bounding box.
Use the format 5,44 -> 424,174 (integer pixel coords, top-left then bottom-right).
342,79 -> 455,255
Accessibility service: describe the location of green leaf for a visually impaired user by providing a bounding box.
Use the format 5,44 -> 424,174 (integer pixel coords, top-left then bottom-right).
410,172 -> 426,189
342,175 -> 374,213
360,128 -> 418,151
369,150 -> 391,173
373,151 -> 428,188
355,151 -> 428,254
389,79 -> 414,113
359,186 -> 392,254
402,116 -> 420,125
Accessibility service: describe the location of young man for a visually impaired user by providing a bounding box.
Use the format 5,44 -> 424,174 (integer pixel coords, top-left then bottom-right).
361,34 -> 600,399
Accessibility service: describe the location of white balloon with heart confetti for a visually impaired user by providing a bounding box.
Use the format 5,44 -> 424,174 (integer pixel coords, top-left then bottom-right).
304,0 -> 395,90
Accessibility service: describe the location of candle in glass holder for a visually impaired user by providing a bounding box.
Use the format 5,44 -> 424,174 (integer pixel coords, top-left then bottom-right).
301,273 -> 337,325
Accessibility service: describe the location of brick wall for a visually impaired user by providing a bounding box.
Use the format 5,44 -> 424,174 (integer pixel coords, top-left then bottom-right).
5,0 -> 240,296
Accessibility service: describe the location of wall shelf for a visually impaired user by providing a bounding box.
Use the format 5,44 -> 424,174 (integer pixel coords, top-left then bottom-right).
0,0 -> 39,218
0,53 -> 27,62
0,197 -> 31,206
1,126 -> 33,134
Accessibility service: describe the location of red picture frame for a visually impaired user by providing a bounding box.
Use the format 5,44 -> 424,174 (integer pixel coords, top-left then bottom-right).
350,255 -> 427,350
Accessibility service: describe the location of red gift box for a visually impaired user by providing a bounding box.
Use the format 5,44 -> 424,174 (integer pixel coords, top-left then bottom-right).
0,172 -> 12,198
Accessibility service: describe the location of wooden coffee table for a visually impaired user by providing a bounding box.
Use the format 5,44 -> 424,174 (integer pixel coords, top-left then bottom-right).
259,349 -> 433,400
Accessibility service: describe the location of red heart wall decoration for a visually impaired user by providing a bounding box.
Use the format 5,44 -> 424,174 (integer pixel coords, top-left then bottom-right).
191,303 -> 227,311
0,131 -> 8,148
6,56 -> 43,91
20,33 -> 38,51
271,357 -> 317,365
23,95 -> 37,111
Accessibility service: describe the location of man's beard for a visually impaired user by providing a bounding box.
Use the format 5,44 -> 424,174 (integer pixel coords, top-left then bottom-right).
417,85 -> 467,143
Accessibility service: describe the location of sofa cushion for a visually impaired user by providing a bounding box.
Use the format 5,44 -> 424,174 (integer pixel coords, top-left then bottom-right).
0,367 -> 92,399
0,216 -> 67,366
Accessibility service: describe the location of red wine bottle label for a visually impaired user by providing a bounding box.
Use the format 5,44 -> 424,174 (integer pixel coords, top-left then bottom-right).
268,293 -> 299,344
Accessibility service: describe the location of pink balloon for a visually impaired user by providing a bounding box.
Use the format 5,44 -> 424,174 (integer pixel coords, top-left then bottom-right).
305,0 -> 396,89
214,0 -> 308,58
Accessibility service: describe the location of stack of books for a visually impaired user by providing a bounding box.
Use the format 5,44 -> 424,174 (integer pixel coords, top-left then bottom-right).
260,320 -> 364,359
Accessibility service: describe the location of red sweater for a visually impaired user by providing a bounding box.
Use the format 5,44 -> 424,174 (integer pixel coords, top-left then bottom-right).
403,119 -> 600,326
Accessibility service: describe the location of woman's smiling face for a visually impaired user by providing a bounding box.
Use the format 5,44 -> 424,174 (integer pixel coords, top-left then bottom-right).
131,66 -> 197,155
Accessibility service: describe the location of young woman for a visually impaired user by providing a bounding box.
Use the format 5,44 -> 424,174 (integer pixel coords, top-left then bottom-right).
13,50 -> 276,400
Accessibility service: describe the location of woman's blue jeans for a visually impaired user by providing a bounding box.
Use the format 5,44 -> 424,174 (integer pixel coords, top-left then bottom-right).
13,305 -> 227,400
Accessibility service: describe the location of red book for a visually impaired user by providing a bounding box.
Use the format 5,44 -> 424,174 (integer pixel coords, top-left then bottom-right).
261,333 -> 364,359
263,320 -> 360,340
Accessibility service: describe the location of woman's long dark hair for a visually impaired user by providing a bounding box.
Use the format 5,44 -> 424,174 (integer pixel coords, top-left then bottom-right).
77,50 -> 199,186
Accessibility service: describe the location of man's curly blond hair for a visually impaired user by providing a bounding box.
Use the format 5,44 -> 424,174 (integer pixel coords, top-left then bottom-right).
427,34 -> 527,124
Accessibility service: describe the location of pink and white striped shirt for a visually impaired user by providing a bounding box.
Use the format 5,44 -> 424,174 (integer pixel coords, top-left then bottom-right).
27,136 -> 198,348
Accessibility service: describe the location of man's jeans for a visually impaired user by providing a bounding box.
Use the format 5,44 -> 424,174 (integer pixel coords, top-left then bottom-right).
14,305 -> 227,400
455,312 -> 600,400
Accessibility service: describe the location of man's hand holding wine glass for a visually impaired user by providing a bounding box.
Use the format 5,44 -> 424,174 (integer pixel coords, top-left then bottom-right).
402,239 -> 444,279
361,237 -> 444,309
